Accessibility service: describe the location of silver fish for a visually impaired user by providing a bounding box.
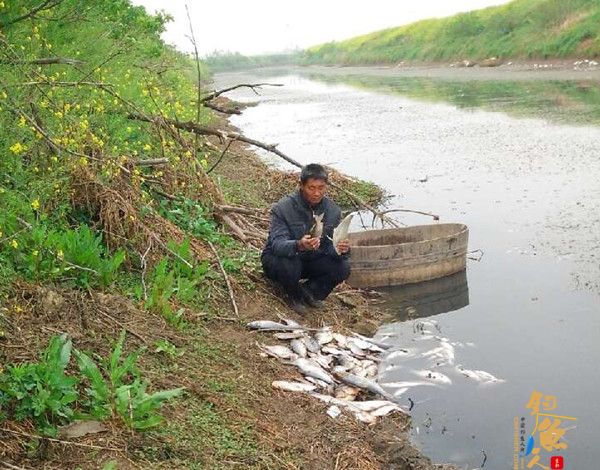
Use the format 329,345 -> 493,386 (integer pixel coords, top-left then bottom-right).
352,333 -> 392,351
413,369 -> 452,385
303,336 -> 321,354
290,338 -> 307,357
333,333 -> 348,348
294,358 -> 334,384
274,332 -> 305,340
331,213 -> 354,255
303,376 -> 332,389
335,373 -> 394,401
380,380 -> 440,389
315,329 -> 333,345
247,321 -> 305,332
272,381 -> 316,393
309,212 -> 324,238
456,366 -> 505,385
309,353 -> 333,369
257,343 -> 297,360
321,346 -> 345,356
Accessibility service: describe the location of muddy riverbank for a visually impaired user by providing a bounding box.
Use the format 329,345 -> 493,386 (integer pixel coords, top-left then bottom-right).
214,68 -> 600,469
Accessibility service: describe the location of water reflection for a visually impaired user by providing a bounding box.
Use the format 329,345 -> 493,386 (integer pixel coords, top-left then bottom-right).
303,72 -> 600,126
379,270 -> 469,320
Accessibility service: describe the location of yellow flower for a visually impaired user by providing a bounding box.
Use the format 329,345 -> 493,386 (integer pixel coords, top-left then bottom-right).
0,2 -> 6,9
14,305 -> 23,313
32,250 -> 39,257
143,144 -> 152,151
9,142 -> 24,154
31,199 -> 40,210
0,230 -> 3,238
57,249 -> 64,260
10,239 -> 18,249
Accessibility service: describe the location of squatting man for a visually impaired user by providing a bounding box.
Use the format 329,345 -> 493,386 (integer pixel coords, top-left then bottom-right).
261,164 -> 350,314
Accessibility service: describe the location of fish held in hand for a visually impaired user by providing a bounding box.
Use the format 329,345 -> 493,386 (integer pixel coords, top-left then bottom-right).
331,213 -> 354,255
309,212 -> 324,238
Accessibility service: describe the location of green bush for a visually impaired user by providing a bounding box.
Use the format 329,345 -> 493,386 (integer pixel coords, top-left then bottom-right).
74,330 -> 183,430
0,334 -> 78,436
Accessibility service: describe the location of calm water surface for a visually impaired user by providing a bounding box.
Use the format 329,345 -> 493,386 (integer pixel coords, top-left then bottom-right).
215,69 -> 600,470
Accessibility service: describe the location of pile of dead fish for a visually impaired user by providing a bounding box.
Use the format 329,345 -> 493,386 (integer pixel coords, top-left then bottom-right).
247,318 -> 408,424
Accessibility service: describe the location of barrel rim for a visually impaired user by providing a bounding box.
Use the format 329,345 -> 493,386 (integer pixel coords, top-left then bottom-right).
348,223 -> 468,249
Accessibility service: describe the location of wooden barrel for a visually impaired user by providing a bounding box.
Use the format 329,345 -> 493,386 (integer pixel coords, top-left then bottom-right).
347,223 -> 468,288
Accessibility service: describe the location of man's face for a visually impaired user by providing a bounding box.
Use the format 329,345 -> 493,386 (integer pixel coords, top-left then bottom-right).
300,177 -> 327,206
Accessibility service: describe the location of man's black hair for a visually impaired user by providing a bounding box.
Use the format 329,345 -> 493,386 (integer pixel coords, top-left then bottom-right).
300,163 -> 328,184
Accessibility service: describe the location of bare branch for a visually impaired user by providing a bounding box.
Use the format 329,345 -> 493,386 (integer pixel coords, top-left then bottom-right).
1,0 -> 64,27
207,139 -> 234,174
0,57 -> 84,66
200,83 -> 283,103
208,241 -> 239,317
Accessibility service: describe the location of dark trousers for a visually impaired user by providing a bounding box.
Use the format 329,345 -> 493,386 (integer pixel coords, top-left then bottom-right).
261,252 -> 350,301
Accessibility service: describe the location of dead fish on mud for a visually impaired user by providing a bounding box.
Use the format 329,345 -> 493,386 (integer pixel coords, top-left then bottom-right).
257,343 -> 298,361
251,318 -> 412,424
272,381 -> 317,393
247,320 -> 304,331
293,358 -> 335,384
335,372 -> 394,402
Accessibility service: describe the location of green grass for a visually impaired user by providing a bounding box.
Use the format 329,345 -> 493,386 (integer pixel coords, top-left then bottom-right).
303,0 -> 600,65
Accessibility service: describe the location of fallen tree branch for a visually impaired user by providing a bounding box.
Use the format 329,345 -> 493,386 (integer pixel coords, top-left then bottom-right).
0,427 -> 121,452
127,112 -> 403,227
200,83 -> 283,103
0,57 -> 84,66
203,100 -> 242,115
207,241 -> 239,317
136,157 -> 169,166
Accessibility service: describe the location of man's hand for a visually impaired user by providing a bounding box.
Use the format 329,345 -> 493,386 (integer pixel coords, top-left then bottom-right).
336,239 -> 350,255
298,234 -> 321,251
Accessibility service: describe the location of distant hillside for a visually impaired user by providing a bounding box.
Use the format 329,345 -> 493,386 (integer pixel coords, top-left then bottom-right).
204,51 -> 300,72
303,0 -> 600,65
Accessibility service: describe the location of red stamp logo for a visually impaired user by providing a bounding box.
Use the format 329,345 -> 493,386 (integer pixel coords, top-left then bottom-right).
550,455 -> 564,469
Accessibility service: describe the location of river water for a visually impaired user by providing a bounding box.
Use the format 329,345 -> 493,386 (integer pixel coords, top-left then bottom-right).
214,67 -> 600,470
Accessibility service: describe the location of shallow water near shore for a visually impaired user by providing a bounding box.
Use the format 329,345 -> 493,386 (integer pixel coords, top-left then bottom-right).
215,67 -> 600,469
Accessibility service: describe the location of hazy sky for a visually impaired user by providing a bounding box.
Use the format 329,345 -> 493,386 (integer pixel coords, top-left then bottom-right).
131,0 -> 512,56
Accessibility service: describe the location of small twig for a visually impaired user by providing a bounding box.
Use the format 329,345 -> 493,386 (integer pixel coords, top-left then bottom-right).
207,241 -> 239,317
0,461 -> 30,470
95,307 -> 148,346
481,449 -> 488,468
151,233 -> 194,269
467,249 -> 484,262
0,427 -> 121,452
136,158 -> 169,166
207,139 -> 234,174
139,244 -> 151,302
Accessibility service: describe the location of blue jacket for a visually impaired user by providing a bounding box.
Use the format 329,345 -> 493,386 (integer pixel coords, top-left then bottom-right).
263,190 -> 344,259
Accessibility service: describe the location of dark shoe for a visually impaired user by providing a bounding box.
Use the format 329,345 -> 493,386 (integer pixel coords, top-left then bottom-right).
300,285 -> 324,309
289,297 -> 309,315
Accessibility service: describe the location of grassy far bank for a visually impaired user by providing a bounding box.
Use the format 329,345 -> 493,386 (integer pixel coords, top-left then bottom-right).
303,0 -> 600,65
303,72 -> 600,126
